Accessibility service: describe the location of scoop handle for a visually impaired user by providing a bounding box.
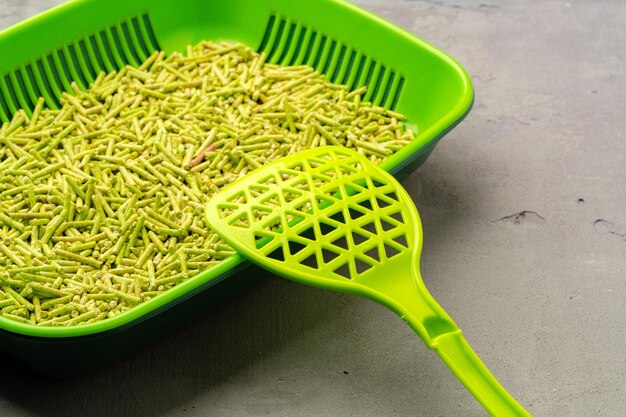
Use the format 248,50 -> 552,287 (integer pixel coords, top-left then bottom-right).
374,270 -> 531,417
432,331 -> 532,416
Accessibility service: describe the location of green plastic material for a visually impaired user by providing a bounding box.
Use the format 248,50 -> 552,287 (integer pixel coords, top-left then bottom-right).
0,0 -> 472,368
205,147 -> 531,417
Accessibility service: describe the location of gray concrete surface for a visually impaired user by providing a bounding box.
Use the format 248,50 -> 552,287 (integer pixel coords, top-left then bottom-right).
1,0 -> 625,416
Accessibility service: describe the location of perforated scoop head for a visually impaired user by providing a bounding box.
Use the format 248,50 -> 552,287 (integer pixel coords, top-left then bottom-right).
205,146 -> 531,417
206,146 -> 419,287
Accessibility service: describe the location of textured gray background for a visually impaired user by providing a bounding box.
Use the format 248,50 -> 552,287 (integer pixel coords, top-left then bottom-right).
1,0 -> 625,416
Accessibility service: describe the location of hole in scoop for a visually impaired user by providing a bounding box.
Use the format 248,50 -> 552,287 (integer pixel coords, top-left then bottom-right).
321,168 -> 338,178
291,179 -> 311,192
264,216 -> 283,232
331,235 -> 348,250
302,253 -> 318,270
360,222 -> 377,234
380,219 -> 396,232
268,246 -> 285,262
279,169 -> 299,181
293,200 -> 313,214
261,193 -> 281,208
357,198 -> 373,211
287,162 -> 305,172
289,240 -> 306,256
319,221 -> 336,236
217,205 -> 236,219
322,248 -> 340,264
385,192 -> 398,202
329,211 -> 346,224
376,197 -> 391,209
259,174 -> 278,186
229,212 -> 251,229
253,206 -> 272,221
254,232 -> 272,249
384,243 -> 401,259
393,234 -> 408,248
282,188 -> 303,203
351,231 -> 369,246
333,262 -> 351,279
389,211 -> 403,223
249,185 -> 270,198
349,208 -> 366,220
364,247 -> 380,262
339,164 -> 358,176
325,187 -> 342,200
285,211 -> 306,225
298,226 -> 316,241
316,196 -> 335,211
343,183 -> 361,197
307,158 -> 325,169
355,258 -> 372,274
226,191 -> 248,205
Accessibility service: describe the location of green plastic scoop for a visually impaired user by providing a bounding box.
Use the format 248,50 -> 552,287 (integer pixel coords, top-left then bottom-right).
205,146 -> 531,416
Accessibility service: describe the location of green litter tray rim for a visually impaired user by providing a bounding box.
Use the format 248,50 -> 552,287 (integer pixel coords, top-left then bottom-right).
0,0 -> 473,338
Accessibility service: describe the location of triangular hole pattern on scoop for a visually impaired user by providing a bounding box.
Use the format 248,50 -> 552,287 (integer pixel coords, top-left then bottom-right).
357,198 -> 374,212
285,210 -> 306,225
372,179 -> 387,189
322,248 -> 340,264
385,192 -> 399,203
268,246 -> 285,262
339,164 -> 358,177
351,230 -> 369,246
316,196 -> 335,211
263,215 -> 283,232
384,242 -> 401,259
229,211 -> 251,229
301,253 -> 319,270
282,188 -> 303,203
331,235 -> 349,250
259,174 -> 278,187
288,240 -> 307,256
389,211 -> 404,224
364,246 -> 380,263
393,234 -> 408,248
343,182 -> 364,198
359,221 -> 377,235
290,178 -> 312,193
298,226 -> 316,241
248,184 -> 270,199
226,190 -> 248,205
319,220 -> 337,236
328,211 -> 347,226
324,186 -> 342,200
278,169 -> 299,182
321,167 -> 339,179
380,218 -> 396,232
307,157 -> 326,169
348,207 -> 367,221
254,231 -> 274,249
354,258 -> 373,275
293,198 -> 314,214
260,193 -> 281,208
252,206 -> 273,222
311,173 -> 333,186
376,197 -> 392,209
286,161 -> 305,172
217,205 -> 237,220
333,262 -> 351,279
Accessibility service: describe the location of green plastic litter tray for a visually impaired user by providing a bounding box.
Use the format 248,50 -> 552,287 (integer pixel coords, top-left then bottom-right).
0,0 -> 473,374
